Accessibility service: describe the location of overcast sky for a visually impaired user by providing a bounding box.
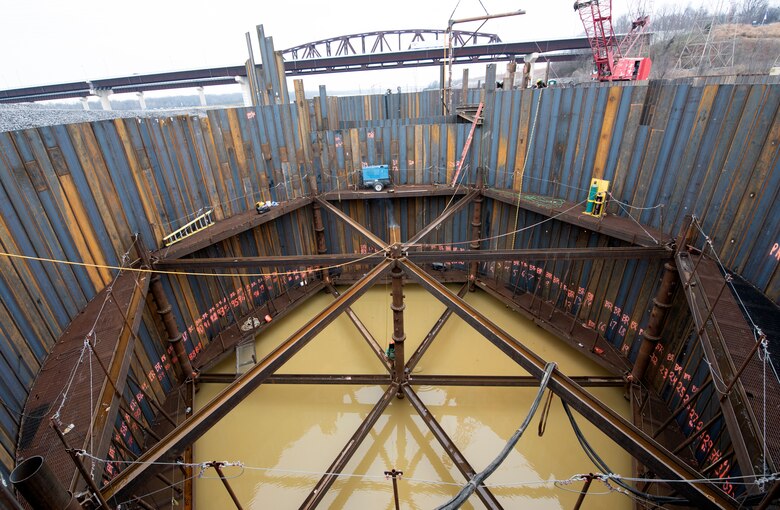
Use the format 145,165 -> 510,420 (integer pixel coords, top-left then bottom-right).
0,0 -> 687,97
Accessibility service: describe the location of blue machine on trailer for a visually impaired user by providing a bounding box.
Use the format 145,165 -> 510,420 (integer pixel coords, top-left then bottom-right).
361,164 -> 391,191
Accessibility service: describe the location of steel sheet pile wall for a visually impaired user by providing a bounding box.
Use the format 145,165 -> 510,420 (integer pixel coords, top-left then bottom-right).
0,78 -> 778,479
318,81 -> 780,302
481,201 -> 666,361
0,105 -> 315,475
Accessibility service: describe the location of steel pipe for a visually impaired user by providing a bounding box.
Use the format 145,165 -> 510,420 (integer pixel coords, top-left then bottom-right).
631,261 -> 678,381
10,456 -> 82,510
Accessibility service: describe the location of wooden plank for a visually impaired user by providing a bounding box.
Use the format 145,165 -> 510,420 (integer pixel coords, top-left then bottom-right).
592,86 -> 622,180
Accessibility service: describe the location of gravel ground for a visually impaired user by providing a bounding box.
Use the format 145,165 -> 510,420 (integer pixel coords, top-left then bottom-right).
0,103 -> 209,132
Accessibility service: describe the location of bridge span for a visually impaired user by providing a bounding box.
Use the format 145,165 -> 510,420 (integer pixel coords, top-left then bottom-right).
0,34 -> 590,103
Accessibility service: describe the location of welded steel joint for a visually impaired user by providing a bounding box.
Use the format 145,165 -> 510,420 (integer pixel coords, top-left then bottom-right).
390,257 -> 407,397
468,167 -> 484,291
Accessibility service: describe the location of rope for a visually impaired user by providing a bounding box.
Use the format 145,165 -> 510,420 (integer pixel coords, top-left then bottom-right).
561,400 -> 688,505
612,196 -> 660,245
435,362 -> 557,509
0,248 -> 387,279
76,446 -> 779,506
407,199 -> 588,249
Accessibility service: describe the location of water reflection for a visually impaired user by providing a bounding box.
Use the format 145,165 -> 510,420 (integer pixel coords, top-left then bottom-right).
195,286 -> 631,509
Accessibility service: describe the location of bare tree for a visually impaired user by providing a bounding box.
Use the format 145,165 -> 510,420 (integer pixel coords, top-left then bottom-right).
734,0 -> 769,24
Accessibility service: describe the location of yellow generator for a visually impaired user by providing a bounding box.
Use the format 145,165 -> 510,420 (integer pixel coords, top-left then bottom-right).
584,178 -> 609,218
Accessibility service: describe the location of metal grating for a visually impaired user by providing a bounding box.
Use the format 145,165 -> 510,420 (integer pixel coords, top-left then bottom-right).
16,271 -> 147,493
694,256 -> 780,471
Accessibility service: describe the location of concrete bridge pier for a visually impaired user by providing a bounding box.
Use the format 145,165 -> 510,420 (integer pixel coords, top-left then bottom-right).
235,76 -> 253,107
93,88 -> 113,110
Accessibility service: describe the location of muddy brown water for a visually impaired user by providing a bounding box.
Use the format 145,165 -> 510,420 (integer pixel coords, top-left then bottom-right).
195,285 -> 631,509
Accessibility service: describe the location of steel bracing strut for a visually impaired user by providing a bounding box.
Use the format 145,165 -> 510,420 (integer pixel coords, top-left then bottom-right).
401,259 -> 736,509
101,260 -> 393,502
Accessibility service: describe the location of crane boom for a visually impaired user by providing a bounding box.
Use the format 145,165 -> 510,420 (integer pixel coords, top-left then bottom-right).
574,0 -> 652,81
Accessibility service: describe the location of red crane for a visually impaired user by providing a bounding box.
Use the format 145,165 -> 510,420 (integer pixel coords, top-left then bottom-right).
574,0 -> 652,81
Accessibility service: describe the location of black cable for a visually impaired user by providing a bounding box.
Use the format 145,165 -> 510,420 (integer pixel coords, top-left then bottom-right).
436,362 -> 557,509
561,400 -> 689,505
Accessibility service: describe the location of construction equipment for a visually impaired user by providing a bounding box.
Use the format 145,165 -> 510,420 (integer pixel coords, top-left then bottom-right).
574,0 -> 652,81
584,178 -> 610,217
360,164 -> 392,191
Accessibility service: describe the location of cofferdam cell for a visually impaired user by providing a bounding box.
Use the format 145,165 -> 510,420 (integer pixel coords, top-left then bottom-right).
194,286 -> 631,509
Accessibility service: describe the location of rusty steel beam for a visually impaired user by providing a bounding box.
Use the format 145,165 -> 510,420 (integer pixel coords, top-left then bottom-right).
315,197 -> 386,249
482,188 -> 670,248
102,260 -> 393,502
408,374 -> 626,387
326,284 -> 392,372
319,185 -> 470,201
468,170 -> 484,290
156,197 -> 313,260
156,246 -> 668,272
197,373 -> 390,384
402,386 -> 503,510
193,281 -> 326,374
406,283 -> 469,373
156,252 -> 383,270
88,271 -> 150,486
409,246 -> 671,262
675,251 -> 762,480
404,190 -> 478,245
196,373 -> 625,387
401,259 -> 736,509
299,383 -> 399,510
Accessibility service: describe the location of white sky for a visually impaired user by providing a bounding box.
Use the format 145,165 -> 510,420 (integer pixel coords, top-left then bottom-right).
0,0 -> 690,97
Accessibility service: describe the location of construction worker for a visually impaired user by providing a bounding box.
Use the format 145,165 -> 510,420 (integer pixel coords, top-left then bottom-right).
533,79 -> 547,89
386,340 -> 395,361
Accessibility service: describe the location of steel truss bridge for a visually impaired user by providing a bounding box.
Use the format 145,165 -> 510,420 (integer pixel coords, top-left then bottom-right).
0,30 -> 591,103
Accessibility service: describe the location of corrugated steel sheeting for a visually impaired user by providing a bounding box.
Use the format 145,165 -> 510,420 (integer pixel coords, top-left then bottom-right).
319,81 -> 780,303
0,79 -> 778,478
0,104 -> 315,476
